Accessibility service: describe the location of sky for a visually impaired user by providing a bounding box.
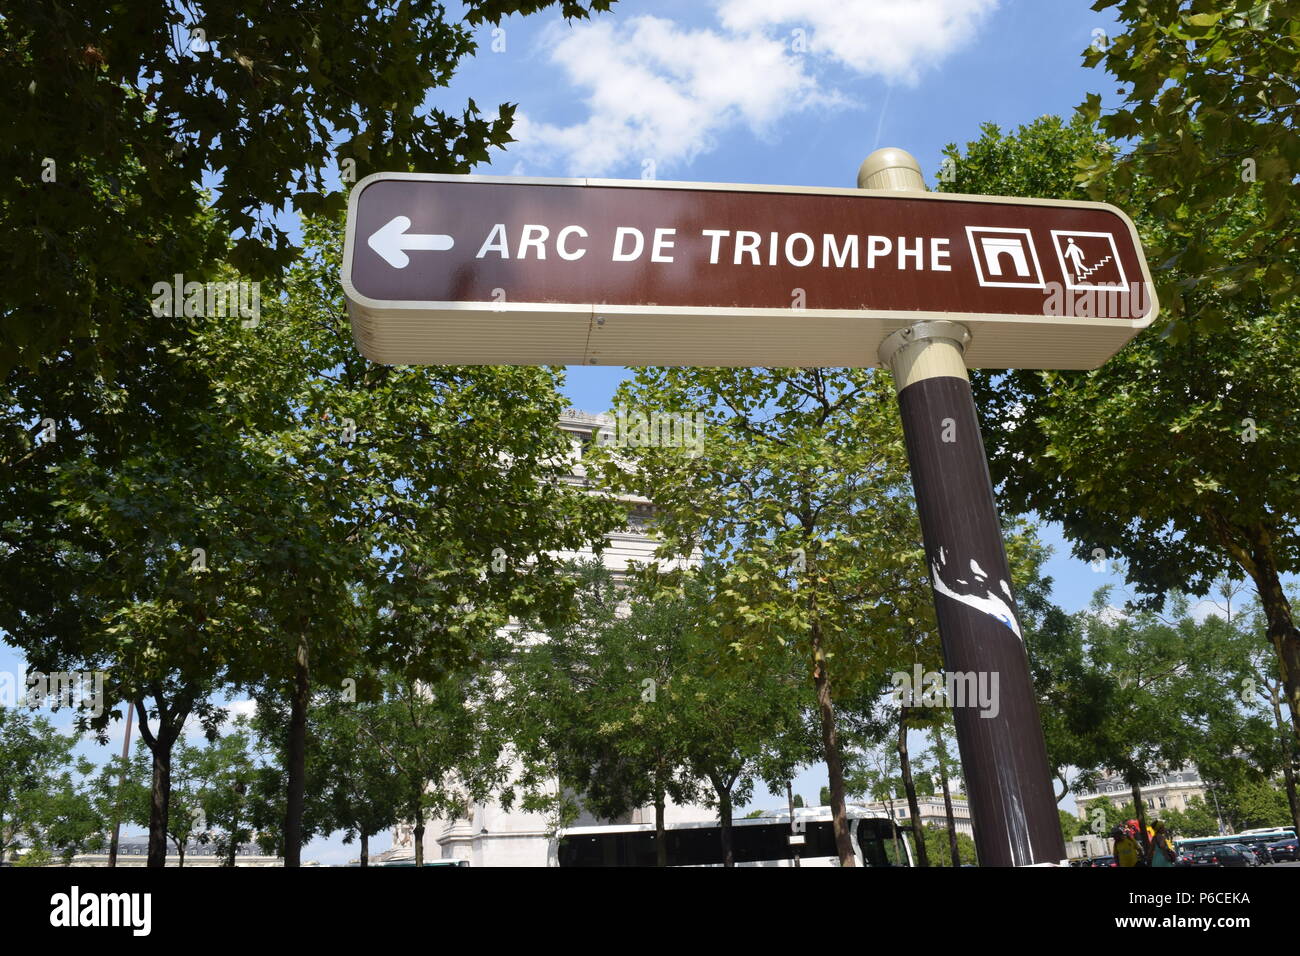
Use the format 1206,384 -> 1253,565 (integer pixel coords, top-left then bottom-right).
3,0 -> 1272,864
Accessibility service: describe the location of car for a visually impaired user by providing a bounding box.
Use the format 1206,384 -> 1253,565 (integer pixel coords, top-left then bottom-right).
1088,855 -> 1117,867
1240,843 -> 1272,866
1226,842 -> 1263,866
1266,838 -> 1298,863
1186,846 -> 1252,867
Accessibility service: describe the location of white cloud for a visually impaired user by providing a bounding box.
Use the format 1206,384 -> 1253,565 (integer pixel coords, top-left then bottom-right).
718,0 -> 999,82
176,698 -> 258,740
1190,598 -> 1229,624
512,0 -> 998,175
515,16 -> 833,175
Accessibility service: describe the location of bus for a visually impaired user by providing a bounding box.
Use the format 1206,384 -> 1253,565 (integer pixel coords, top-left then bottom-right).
1235,826 -> 1295,837
375,858 -> 470,867
1175,829 -> 1293,856
556,807 -> 915,867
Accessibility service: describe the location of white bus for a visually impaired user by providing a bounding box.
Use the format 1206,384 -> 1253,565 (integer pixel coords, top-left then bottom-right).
556,807 -> 915,867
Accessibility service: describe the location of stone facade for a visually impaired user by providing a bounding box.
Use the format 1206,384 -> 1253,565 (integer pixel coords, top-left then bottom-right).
1074,764 -> 1213,819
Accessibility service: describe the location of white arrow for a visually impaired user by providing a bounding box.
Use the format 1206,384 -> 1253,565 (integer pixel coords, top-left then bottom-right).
367,215 -> 454,269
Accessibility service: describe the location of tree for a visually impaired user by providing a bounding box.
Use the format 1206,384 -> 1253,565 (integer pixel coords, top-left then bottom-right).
1077,1 -> 1300,339
1059,809 -> 1083,842
1223,779 -> 1293,832
498,562 -> 701,865
0,709 -> 104,864
361,671 -> 503,868
311,691 -> 403,867
2,289 -> 262,867
0,0 -> 614,372
925,721 -> 965,868
1067,590 -> 1254,858
1220,584 -> 1300,833
848,742 -> 909,865
945,112 -> 1300,754
106,737 -> 210,867
597,367 -> 927,867
675,575 -> 809,867
2,1 -> 623,868
1161,797 -> 1222,839
921,824 -> 977,867
161,743 -> 207,867
193,719 -> 260,867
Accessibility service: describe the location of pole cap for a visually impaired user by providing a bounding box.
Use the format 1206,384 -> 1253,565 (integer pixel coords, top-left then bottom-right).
877,320 -> 971,368
857,148 -> 926,192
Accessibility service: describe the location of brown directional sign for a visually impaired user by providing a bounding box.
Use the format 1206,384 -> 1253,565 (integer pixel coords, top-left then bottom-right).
341,172 -> 1158,369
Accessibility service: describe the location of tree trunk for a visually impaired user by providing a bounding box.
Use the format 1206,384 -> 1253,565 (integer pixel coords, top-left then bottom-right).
412,804 -> 425,868
1208,513 -> 1300,750
176,841 -> 185,868
135,698 -> 186,869
898,707 -> 929,867
283,634 -> 310,867
811,627 -> 855,867
934,729 -> 962,867
226,833 -> 238,868
1130,781 -> 1150,861
712,775 -> 735,868
1269,690 -> 1300,834
360,831 -> 369,868
146,747 -> 171,868
1252,539 -> 1300,751
654,767 -> 667,868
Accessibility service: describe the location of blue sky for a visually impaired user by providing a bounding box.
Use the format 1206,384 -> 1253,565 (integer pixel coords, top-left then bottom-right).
4,0 -> 1258,862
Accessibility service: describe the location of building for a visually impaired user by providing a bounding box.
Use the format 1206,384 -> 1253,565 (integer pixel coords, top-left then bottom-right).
1074,764 -> 1215,820
42,836 -> 283,867
376,410 -> 713,867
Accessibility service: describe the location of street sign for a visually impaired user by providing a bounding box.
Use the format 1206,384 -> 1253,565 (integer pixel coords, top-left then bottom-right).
341,172 -> 1158,369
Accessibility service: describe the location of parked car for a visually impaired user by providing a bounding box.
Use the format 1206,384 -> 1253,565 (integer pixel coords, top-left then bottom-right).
1088,855 -> 1117,867
1267,838 -> 1298,863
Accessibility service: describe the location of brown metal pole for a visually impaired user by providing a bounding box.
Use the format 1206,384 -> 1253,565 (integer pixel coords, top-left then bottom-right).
862,148 -> 1065,867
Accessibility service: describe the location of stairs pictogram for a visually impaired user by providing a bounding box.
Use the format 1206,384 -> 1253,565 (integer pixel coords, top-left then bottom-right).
1077,254 -> 1112,279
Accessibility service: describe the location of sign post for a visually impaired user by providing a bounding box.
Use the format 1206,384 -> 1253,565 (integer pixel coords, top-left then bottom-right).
865,150 -> 1066,866
341,158 -> 1158,866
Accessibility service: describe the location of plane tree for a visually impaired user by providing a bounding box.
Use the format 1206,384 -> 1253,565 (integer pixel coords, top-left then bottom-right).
944,113 -> 1300,752
594,367 -> 932,867
1077,1 -> 1300,339
0,0 -> 614,372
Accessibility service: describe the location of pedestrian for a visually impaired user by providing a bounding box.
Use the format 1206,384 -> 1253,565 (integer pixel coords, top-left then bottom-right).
1113,825 -> 1141,867
1148,822 -> 1176,867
